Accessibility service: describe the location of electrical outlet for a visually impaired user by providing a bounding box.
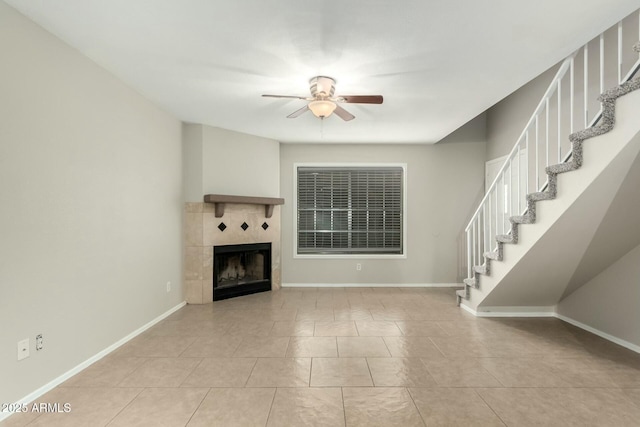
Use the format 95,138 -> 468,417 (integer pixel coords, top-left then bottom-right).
166,281 -> 171,292
356,263 -> 362,271
36,334 -> 43,351
17,339 -> 29,361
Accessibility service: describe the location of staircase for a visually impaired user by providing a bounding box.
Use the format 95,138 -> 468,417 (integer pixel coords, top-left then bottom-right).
458,10 -> 640,313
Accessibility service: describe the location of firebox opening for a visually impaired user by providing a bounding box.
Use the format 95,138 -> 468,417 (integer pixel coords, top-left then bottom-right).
213,242 -> 271,300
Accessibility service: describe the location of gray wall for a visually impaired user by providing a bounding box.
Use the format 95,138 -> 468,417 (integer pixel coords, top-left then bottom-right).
279,116 -> 486,285
0,2 -> 183,404
557,242 -> 640,348
485,65 -> 558,161
182,124 -> 281,202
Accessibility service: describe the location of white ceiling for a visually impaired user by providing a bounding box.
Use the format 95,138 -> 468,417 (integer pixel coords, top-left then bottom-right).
5,0 -> 639,144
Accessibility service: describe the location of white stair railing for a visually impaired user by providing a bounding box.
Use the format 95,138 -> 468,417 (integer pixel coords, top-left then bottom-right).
465,9 -> 640,282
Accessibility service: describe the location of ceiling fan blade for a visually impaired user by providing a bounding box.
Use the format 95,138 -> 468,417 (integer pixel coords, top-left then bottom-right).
262,94 -> 310,100
333,105 -> 355,121
287,105 -> 310,118
336,95 -> 383,104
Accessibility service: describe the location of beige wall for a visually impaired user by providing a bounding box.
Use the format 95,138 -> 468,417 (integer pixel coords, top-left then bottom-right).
557,242 -> 640,348
279,116 -> 486,285
202,125 -> 280,199
485,65 -> 558,161
0,2 -> 183,405
183,124 -> 280,202
182,124 -> 204,202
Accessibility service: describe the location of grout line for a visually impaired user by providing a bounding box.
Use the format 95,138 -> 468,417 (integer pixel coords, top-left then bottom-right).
243,358 -> 260,388
183,387 -> 210,427
406,387 -> 428,427
381,336 -> 393,357
264,388 -> 278,427
475,388 -> 509,426
427,337 -> 446,358
103,386 -> 145,426
364,357 -> 375,387
341,387 -> 347,426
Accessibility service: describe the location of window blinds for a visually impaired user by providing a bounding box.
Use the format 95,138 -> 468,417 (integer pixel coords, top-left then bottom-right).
297,166 -> 403,254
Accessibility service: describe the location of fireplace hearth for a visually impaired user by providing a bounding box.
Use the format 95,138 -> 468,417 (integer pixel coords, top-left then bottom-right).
213,242 -> 271,300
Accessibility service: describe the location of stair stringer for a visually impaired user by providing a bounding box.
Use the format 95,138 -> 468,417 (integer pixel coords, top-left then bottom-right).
478,131 -> 640,311
460,82 -> 640,313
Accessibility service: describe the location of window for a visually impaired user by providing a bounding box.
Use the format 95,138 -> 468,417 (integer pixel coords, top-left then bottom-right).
296,165 -> 405,256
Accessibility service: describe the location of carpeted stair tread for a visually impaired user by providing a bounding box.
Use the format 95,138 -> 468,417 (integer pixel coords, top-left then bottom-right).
458,41 -> 640,309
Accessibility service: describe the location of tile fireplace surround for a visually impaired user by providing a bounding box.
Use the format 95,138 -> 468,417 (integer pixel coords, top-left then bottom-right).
184,202 -> 281,304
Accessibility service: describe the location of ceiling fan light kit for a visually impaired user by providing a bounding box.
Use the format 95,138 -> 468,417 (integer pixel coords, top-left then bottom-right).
308,99 -> 337,118
262,75 -> 383,121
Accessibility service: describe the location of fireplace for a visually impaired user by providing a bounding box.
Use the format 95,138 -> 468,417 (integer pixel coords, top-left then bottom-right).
213,242 -> 271,300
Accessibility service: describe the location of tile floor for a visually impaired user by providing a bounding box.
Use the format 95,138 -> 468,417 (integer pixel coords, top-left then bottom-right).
3,287 -> 640,426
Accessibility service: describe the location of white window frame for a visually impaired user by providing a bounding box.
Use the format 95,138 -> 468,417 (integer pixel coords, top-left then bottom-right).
293,162 -> 408,259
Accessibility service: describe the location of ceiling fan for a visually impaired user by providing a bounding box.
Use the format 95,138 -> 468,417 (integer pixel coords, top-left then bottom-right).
262,76 -> 383,121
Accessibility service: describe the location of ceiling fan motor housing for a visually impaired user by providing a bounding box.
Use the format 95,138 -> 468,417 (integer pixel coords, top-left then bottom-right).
310,76 -> 336,98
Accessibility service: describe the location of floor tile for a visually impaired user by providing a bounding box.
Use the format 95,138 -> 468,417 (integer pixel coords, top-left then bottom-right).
430,335 -> 539,358
479,357 -> 569,387
545,356 -> 618,387
589,356 -> 640,387
266,387 -> 345,427
367,357 -> 437,387
337,337 -> 391,357
107,387 -> 208,426
383,337 -> 444,358
118,358 -> 200,387
146,319 -> 229,337
22,387 -> 142,427
246,358 -> 311,387
409,388 -> 505,426
10,288 -> 640,427
112,335 -> 197,358
623,389 -> 640,408
369,308 -> 411,321
316,298 -> 351,309
296,308 -> 335,321
526,334 -> 592,358
348,301 -> 385,310
395,321 -> 448,337
355,321 -> 403,336
405,307 -> 462,321
286,337 -> 338,357
181,358 -> 257,387
342,387 -> 424,427
233,336 -> 290,357
179,335 -> 243,358
547,388 -> 640,426
436,320 -> 492,337
478,387 -> 640,427
269,321 -> 315,336
333,309 -> 373,321
61,357 -> 146,387
261,308 -> 298,321
476,388 -> 562,426
421,358 -> 502,387
186,388 -> 275,427
225,320 -> 275,336
310,358 -> 373,386
314,321 -> 359,336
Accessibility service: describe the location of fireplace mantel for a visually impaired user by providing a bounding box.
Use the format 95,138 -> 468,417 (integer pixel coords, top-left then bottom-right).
203,194 -> 285,218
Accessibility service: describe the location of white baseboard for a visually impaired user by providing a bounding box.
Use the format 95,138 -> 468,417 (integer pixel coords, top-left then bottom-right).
281,282 -> 462,288
459,303 -> 556,317
0,301 -> 186,422
555,313 -> 640,354
459,303 -> 639,354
